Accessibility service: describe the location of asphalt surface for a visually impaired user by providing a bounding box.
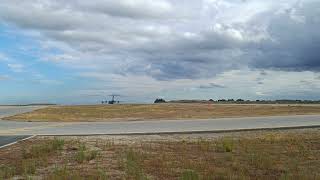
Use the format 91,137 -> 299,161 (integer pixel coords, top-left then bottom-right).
0,135 -> 31,148
1,116 -> 320,135
0,106 -> 320,136
0,106 -> 43,147
0,106 -> 44,119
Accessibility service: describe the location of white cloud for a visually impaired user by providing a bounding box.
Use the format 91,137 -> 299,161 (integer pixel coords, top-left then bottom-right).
0,53 -> 9,62
0,0 -> 319,102
7,63 -> 25,73
0,75 -> 10,81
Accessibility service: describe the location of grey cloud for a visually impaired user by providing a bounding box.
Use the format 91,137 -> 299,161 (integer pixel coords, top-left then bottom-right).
300,80 -> 309,83
300,80 -> 314,86
119,48 -> 247,80
199,83 -> 226,89
255,77 -> 263,81
250,0 -> 320,72
260,71 -> 267,76
255,76 -> 264,85
0,0 -> 319,81
73,0 -> 174,19
0,2 -> 85,30
0,0 -> 175,32
0,0 -> 253,81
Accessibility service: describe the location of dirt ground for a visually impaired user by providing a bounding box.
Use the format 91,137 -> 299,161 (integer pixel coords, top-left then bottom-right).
1,128 -> 320,179
4,103 -> 320,122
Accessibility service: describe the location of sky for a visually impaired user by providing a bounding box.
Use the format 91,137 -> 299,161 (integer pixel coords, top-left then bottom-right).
0,0 -> 320,104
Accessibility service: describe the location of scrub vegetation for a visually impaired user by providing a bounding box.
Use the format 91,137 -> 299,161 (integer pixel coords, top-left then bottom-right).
1,129 -> 320,179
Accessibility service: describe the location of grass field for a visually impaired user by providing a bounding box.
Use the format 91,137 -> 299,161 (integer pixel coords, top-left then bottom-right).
4,103 -> 320,122
1,129 -> 320,179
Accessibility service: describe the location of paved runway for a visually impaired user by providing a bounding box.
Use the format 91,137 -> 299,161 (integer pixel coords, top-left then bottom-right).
0,106 -> 43,147
0,115 -> 320,135
0,106 -> 44,119
0,106 -> 320,136
0,136 -> 32,148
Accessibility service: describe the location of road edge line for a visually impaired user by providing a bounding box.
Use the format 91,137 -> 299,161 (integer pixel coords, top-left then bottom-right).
0,135 -> 36,149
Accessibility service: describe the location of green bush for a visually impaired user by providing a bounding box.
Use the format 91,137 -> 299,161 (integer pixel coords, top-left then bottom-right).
22,159 -> 37,175
74,143 -> 99,163
75,149 -> 86,163
52,138 -> 65,150
181,170 -> 199,180
222,138 -> 234,152
23,138 -> 65,159
125,149 -> 147,179
0,165 -> 16,179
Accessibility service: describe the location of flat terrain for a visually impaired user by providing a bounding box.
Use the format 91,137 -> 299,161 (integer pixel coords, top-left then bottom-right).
1,128 -> 320,179
0,106 -> 45,119
4,104 -> 320,122
2,115 -> 320,135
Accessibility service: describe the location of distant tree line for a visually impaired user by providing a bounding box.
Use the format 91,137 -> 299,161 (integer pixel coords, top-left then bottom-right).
216,99 -> 245,102
214,99 -> 320,104
154,98 -> 166,103
156,98 -> 320,104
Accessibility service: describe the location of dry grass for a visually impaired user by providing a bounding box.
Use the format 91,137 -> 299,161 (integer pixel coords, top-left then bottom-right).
1,129 -> 320,179
5,103 -> 320,122
0,138 -> 65,179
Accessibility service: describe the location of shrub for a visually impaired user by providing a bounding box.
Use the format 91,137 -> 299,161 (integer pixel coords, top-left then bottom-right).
217,138 -> 234,152
75,149 -> 86,163
52,138 -> 65,150
49,165 -> 72,180
0,166 -> 16,179
75,143 -> 99,163
23,138 -> 65,159
97,169 -> 109,180
181,170 -> 199,180
125,149 -> 147,179
22,159 -> 37,175
222,138 -> 234,152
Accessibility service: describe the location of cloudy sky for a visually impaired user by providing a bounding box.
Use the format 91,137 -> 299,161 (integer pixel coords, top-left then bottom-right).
0,0 -> 320,104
